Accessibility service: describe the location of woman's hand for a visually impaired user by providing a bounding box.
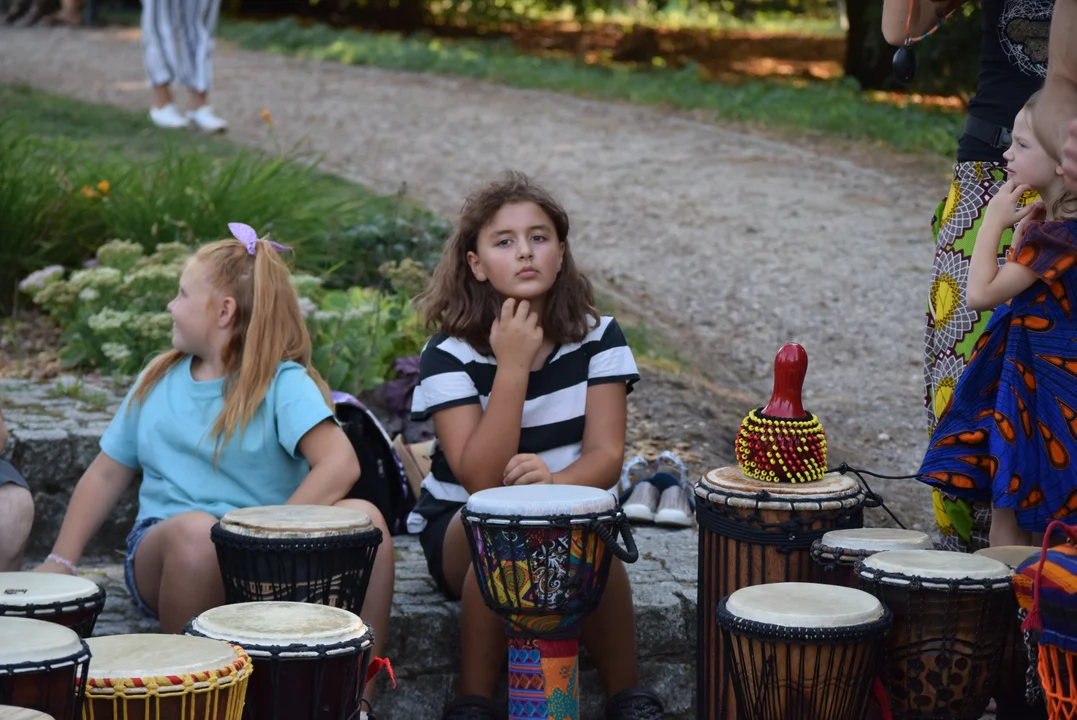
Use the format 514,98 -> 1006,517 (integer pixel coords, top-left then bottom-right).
985,180 -> 1038,230
33,559 -> 77,575
490,298 -> 543,372
503,454 -> 553,485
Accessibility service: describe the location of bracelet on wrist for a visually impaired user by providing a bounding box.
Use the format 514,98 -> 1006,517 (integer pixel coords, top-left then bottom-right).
45,554 -> 79,575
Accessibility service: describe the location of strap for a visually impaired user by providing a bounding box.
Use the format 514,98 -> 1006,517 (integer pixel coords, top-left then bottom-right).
963,115 -> 1013,151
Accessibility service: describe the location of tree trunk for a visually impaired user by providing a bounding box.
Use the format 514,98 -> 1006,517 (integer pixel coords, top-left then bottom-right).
843,0 -> 895,89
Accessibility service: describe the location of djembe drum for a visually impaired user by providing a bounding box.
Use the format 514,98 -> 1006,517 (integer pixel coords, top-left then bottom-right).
1015,522 -> 1077,720
717,582 -> 891,720
857,549 -> 1012,720
82,634 -> 251,720
695,467 -> 866,720
0,707 -> 55,719
975,545 -> 1046,719
810,528 -> 933,588
0,618 -> 89,720
0,572 -> 106,638
461,485 -> 638,720
185,601 -> 374,720
211,505 -> 382,615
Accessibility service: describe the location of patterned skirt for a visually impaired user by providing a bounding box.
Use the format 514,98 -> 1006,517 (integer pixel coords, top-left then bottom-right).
924,161 -> 1012,553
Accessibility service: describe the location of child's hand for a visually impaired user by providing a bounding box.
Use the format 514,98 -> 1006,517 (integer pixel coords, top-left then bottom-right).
33,559 -> 76,576
985,180 -> 1038,230
1013,199 -> 1047,249
503,454 -> 553,485
490,298 -> 543,371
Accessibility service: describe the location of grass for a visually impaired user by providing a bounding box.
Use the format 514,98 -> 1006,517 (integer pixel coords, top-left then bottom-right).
595,290 -> 684,372
220,17 -> 963,157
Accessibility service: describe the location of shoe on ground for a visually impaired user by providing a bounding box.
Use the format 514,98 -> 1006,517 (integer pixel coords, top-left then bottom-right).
186,105 -> 227,133
441,694 -> 504,720
149,104 -> 190,129
605,688 -> 665,720
622,479 -> 660,523
655,483 -> 693,527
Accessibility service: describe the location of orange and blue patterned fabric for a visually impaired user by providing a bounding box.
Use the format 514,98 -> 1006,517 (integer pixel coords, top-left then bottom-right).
918,220 -> 1077,532
1014,542 -> 1077,652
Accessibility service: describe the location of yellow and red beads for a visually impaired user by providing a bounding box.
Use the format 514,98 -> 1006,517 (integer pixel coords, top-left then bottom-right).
735,408 -> 828,483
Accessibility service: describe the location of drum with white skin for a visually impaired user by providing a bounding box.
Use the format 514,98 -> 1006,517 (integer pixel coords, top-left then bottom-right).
810,528 -> 934,587
0,617 -> 89,720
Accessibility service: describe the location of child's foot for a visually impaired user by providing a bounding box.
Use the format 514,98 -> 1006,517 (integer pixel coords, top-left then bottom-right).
186,105 -> 228,134
441,694 -> 504,720
652,450 -> 694,528
149,104 -> 190,129
605,688 -> 665,720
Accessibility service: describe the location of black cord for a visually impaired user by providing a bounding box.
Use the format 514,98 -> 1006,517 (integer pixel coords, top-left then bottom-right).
828,462 -> 919,530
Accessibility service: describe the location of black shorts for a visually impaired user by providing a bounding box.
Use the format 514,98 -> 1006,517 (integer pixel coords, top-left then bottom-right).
417,496 -> 465,600
0,459 -> 28,490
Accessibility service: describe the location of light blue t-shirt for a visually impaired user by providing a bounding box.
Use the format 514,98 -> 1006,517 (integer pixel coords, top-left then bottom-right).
101,356 -> 335,522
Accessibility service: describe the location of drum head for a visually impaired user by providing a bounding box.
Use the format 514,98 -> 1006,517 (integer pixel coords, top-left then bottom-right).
0,706 -> 56,719
696,466 -> 864,509
465,485 -> 616,518
189,601 -> 370,651
218,505 -> 373,538
0,572 -> 102,606
860,549 -> 1012,585
86,634 -> 242,679
819,528 -> 933,553
0,617 -> 85,666
974,545 -> 1041,570
725,582 -> 885,628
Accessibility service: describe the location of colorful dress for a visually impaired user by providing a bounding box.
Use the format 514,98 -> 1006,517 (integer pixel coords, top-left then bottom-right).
919,220 -> 1077,532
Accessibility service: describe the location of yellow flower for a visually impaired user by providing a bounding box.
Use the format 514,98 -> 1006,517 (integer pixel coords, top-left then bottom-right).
261,109 -> 273,126
96,180 -> 110,196
80,186 -> 99,198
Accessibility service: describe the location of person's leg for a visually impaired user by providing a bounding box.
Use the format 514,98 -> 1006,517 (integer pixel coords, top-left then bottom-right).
989,507 -> 1033,547
579,559 -> 640,698
0,483 -> 34,572
131,510 -> 224,633
180,0 -> 227,131
140,0 -> 179,110
334,498 -> 394,702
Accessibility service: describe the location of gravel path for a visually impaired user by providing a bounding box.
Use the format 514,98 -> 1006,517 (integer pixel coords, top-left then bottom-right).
0,25 -> 948,530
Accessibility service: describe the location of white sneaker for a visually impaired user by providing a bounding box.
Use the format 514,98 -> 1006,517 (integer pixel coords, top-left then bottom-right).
149,104 -> 190,129
623,480 -> 660,523
186,105 -> 228,133
655,485 -> 693,528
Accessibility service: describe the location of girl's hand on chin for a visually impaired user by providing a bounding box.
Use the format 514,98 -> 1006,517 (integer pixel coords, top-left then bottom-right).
490,298 -> 543,370
503,453 -> 553,485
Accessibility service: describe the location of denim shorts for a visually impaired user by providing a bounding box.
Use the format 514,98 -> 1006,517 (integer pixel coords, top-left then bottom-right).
124,517 -> 163,619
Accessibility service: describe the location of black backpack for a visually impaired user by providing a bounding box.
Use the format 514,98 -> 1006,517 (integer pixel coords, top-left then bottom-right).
333,391 -> 415,536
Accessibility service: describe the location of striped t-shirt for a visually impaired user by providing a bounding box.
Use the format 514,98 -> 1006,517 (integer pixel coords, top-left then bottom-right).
406,316 -> 639,533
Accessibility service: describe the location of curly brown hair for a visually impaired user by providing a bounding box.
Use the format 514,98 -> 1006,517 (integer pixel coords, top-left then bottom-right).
417,171 -> 599,356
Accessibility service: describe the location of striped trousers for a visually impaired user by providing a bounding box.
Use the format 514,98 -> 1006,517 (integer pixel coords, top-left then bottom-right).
140,0 -> 220,93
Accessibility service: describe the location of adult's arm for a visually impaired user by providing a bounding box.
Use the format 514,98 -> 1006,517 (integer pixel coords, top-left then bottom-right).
1033,0 -> 1077,166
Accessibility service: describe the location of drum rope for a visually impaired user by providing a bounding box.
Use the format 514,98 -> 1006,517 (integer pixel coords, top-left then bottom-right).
696,501 -> 863,552
828,463 -> 914,530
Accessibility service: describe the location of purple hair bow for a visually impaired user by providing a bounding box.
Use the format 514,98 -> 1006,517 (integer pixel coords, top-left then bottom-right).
228,222 -> 292,255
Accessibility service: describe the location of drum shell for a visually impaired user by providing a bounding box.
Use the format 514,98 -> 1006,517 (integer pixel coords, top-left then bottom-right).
82,684 -> 247,720
211,523 -> 382,616
857,573 -> 1011,720
717,597 -> 890,720
0,587 -> 106,639
695,473 -> 865,720
0,646 -> 89,720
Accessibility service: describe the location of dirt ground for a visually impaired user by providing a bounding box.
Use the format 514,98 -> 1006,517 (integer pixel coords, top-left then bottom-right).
0,24 -> 948,533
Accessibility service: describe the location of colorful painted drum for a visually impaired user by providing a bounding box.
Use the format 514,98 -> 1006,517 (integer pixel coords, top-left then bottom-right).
811,528 -> 934,588
694,467 -> 866,720
82,634 -> 251,720
857,549 -> 1012,720
0,572 -> 106,638
461,485 -> 638,720
718,582 -> 891,720
975,545 -> 1046,719
211,505 -> 382,616
0,617 -> 89,720
185,601 -> 374,720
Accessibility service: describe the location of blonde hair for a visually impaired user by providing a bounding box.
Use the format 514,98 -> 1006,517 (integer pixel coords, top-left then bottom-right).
1024,91 -> 1077,218
132,238 -> 332,459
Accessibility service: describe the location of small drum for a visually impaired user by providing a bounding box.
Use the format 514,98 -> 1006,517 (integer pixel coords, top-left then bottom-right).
717,582 -> 891,720
0,707 -> 56,719
211,505 -> 382,616
857,549 -> 1012,720
83,634 -> 251,720
694,467 -> 866,720
185,601 -> 374,720
462,485 -> 638,720
811,528 -> 933,588
975,545 -> 1046,718
0,617 -> 89,720
0,572 -> 106,638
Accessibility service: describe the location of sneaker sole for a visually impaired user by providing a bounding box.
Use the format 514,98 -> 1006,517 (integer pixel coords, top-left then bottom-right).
654,509 -> 692,527
623,504 -> 656,522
